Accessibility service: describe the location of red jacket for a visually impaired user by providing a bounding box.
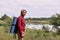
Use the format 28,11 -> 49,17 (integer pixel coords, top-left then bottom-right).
17,16 -> 26,34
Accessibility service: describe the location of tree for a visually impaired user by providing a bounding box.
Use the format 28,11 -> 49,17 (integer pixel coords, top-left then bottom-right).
0,14 -> 12,33
50,13 -> 60,26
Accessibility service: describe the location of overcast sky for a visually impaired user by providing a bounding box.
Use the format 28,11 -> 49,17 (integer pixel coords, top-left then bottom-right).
0,0 -> 60,18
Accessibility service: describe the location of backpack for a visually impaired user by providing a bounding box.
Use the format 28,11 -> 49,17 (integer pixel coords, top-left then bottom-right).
10,17 -> 18,34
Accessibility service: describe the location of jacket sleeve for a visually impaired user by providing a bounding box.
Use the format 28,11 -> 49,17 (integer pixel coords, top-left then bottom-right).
17,17 -> 22,33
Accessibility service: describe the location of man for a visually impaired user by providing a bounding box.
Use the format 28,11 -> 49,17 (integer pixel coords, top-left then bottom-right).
17,9 -> 27,40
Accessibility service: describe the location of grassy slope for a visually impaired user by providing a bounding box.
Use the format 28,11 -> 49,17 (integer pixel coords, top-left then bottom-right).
0,27 -> 60,40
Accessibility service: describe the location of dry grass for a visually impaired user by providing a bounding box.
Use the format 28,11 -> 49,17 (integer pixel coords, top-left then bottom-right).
0,27 -> 60,40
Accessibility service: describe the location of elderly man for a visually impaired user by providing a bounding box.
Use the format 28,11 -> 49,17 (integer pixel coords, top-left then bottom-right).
17,9 -> 27,40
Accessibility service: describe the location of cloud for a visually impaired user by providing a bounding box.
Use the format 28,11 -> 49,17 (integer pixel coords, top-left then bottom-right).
0,0 -> 60,18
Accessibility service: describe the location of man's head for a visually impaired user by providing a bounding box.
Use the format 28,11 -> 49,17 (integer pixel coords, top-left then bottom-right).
21,9 -> 27,17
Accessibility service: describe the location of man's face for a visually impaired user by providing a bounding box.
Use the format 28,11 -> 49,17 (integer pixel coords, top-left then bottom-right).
22,11 -> 27,17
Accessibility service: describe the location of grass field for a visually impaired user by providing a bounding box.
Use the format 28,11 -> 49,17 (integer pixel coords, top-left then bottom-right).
0,26 -> 60,40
